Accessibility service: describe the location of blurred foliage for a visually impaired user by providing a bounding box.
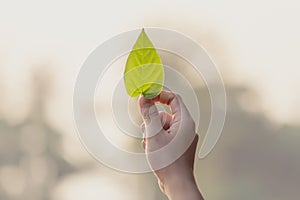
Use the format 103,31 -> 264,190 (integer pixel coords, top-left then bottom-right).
195,86 -> 300,200
0,71 -> 76,200
0,72 -> 299,200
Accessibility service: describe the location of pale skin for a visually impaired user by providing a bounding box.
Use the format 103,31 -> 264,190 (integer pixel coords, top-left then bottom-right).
139,90 -> 204,200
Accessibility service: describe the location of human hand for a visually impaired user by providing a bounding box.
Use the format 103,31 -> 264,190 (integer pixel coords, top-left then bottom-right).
139,90 -> 204,200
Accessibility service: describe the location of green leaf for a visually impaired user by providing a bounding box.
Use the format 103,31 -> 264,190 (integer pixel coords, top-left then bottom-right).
124,28 -> 164,99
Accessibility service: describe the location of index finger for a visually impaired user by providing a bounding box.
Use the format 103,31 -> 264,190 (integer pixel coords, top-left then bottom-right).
152,90 -> 191,120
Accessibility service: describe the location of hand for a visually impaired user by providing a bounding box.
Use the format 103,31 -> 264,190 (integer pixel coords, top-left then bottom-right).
139,90 -> 204,200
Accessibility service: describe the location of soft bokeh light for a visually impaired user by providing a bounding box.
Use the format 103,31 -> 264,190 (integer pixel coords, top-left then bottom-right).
1,0 -> 300,200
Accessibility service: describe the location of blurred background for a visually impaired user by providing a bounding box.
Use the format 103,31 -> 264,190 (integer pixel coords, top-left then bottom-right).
1,0 -> 300,199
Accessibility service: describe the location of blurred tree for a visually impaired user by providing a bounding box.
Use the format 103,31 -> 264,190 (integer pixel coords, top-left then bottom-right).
0,68 -> 76,200
0,72 -> 299,200
196,86 -> 300,200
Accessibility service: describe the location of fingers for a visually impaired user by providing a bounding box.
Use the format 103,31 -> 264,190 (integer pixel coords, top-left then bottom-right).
152,90 -> 178,113
139,90 -> 193,144
140,111 -> 171,151
139,96 -> 163,138
153,90 -> 191,122
159,111 -> 172,130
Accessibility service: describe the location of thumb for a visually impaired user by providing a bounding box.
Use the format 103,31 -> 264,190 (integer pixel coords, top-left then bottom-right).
139,96 -> 163,138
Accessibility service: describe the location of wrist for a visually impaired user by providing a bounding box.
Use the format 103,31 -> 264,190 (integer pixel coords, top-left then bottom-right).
162,169 -> 204,200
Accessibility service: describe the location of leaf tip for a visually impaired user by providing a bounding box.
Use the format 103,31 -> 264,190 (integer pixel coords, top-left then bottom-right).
141,28 -> 147,35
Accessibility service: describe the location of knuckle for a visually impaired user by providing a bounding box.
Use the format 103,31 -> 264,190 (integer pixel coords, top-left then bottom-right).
148,109 -> 159,118
173,92 -> 181,100
140,123 -> 145,131
175,92 -> 181,99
